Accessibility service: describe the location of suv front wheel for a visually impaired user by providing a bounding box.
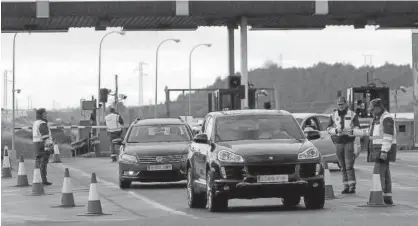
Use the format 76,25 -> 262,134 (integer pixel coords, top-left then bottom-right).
304,180 -> 325,209
206,171 -> 228,212
187,168 -> 206,208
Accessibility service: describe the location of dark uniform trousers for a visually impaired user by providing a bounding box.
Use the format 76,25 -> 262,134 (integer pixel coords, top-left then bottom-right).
108,130 -> 122,155
34,141 -> 50,183
35,154 -> 50,183
368,143 -> 393,196
335,142 -> 356,189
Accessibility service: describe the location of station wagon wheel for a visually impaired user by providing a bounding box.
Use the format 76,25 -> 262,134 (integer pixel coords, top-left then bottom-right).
187,167 -> 206,208
119,179 -> 131,189
206,171 -> 228,212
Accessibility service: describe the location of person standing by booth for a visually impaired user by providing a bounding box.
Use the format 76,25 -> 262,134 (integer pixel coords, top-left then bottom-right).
104,107 -> 124,162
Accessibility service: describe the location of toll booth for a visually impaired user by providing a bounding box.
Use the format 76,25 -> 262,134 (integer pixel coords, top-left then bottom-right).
209,87 -> 257,112
346,86 -> 390,118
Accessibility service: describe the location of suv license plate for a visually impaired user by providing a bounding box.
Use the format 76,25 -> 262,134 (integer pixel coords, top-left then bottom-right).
147,164 -> 172,171
257,175 -> 288,183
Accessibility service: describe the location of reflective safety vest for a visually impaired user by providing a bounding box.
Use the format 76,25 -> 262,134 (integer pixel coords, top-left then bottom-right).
328,109 -> 358,136
105,113 -> 122,132
369,111 -> 397,152
32,120 -> 51,142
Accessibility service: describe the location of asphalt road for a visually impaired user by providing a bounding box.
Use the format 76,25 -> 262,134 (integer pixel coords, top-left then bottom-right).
2,152 -> 418,226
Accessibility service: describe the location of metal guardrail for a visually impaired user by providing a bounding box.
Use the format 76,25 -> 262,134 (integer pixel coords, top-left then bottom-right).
13,125 -> 130,130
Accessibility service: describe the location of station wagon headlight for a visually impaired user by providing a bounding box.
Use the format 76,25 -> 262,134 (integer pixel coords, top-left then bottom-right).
218,150 -> 244,163
120,154 -> 138,163
298,147 -> 320,160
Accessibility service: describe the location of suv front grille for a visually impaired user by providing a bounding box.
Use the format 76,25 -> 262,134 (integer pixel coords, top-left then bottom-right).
137,155 -> 183,164
247,164 -> 295,176
224,166 -> 245,180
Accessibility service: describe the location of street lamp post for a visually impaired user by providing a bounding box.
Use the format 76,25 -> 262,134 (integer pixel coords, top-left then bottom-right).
155,38 -> 180,118
97,31 -> 125,132
188,43 -> 212,117
12,33 -> 18,161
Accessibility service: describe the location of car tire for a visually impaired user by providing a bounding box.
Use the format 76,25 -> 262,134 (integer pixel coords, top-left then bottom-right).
187,168 -> 206,208
206,171 -> 228,212
282,196 -> 301,208
304,180 -> 325,210
119,179 -> 131,189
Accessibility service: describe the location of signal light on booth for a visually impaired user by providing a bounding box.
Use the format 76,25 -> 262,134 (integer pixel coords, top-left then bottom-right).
99,88 -> 111,103
228,75 -> 241,89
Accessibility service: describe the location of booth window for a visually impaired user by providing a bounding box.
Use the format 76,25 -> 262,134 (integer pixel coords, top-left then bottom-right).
398,125 -> 406,133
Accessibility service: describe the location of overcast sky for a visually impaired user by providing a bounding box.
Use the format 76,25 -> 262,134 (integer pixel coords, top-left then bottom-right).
1,26 -> 415,109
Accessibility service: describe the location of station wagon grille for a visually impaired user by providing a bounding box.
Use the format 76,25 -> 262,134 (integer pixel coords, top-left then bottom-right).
137,155 -> 183,164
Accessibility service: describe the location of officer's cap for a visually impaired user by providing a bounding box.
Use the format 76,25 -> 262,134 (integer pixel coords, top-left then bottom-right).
336,96 -> 347,104
368,98 -> 383,111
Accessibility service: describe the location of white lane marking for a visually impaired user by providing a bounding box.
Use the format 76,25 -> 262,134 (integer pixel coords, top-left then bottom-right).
128,191 -> 198,219
51,163 -> 198,219
1,213 -> 49,223
392,162 -> 418,168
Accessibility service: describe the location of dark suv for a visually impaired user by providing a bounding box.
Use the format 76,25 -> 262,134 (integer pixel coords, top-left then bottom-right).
186,110 -> 325,212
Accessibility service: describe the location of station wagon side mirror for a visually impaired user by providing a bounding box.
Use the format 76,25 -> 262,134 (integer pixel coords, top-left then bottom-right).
194,133 -> 209,144
305,130 -> 321,140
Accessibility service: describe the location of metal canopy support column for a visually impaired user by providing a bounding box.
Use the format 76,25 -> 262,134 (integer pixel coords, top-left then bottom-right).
240,17 -> 249,109
412,30 -> 418,148
227,24 -> 235,78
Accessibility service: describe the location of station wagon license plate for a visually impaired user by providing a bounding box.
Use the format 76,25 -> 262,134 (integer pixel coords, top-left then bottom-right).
147,164 -> 172,171
257,175 -> 288,183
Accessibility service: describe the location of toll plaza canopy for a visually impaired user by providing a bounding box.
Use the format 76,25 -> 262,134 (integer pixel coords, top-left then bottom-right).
2,0 -> 418,32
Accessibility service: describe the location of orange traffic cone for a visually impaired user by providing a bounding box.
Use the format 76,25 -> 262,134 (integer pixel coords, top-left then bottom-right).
50,144 -> 62,163
358,164 -> 390,207
77,173 -> 111,216
52,168 -> 83,208
16,155 -> 29,187
30,161 -> 45,196
324,162 -> 336,200
2,148 -> 12,178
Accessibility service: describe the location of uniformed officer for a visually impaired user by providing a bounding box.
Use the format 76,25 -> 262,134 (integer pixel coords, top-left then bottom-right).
32,108 -> 53,185
353,98 -> 396,204
104,107 -> 124,162
326,97 -> 361,194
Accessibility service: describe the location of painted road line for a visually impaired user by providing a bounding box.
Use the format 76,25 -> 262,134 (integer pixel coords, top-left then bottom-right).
51,163 -> 198,219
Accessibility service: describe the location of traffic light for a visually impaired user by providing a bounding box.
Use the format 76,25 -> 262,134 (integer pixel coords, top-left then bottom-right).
228,75 -> 241,89
99,88 -> 111,103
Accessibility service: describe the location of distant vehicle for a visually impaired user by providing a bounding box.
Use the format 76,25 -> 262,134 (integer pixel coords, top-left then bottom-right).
116,118 -> 193,189
186,109 -> 325,212
292,113 -> 340,169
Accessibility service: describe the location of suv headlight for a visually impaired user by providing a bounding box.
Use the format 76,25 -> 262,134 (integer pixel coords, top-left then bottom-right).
218,150 -> 244,163
120,154 -> 138,163
298,147 -> 320,160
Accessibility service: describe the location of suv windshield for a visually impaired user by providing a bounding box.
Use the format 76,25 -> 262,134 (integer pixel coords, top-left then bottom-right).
215,115 -> 305,142
127,124 -> 191,143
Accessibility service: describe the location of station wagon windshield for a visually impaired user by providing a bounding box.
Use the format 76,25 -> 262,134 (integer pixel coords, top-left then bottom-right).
215,115 -> 305,142
127,124 -> 191,143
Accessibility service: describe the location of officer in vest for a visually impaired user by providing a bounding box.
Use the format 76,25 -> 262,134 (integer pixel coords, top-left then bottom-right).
104,107 -> 124,162
354,98 -> 396,204
32,108 -> 53,185
326,96 -> 361,194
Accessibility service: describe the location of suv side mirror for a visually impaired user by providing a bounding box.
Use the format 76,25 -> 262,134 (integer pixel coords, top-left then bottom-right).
305,130 -> 321,140
194,133 -> 208,144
